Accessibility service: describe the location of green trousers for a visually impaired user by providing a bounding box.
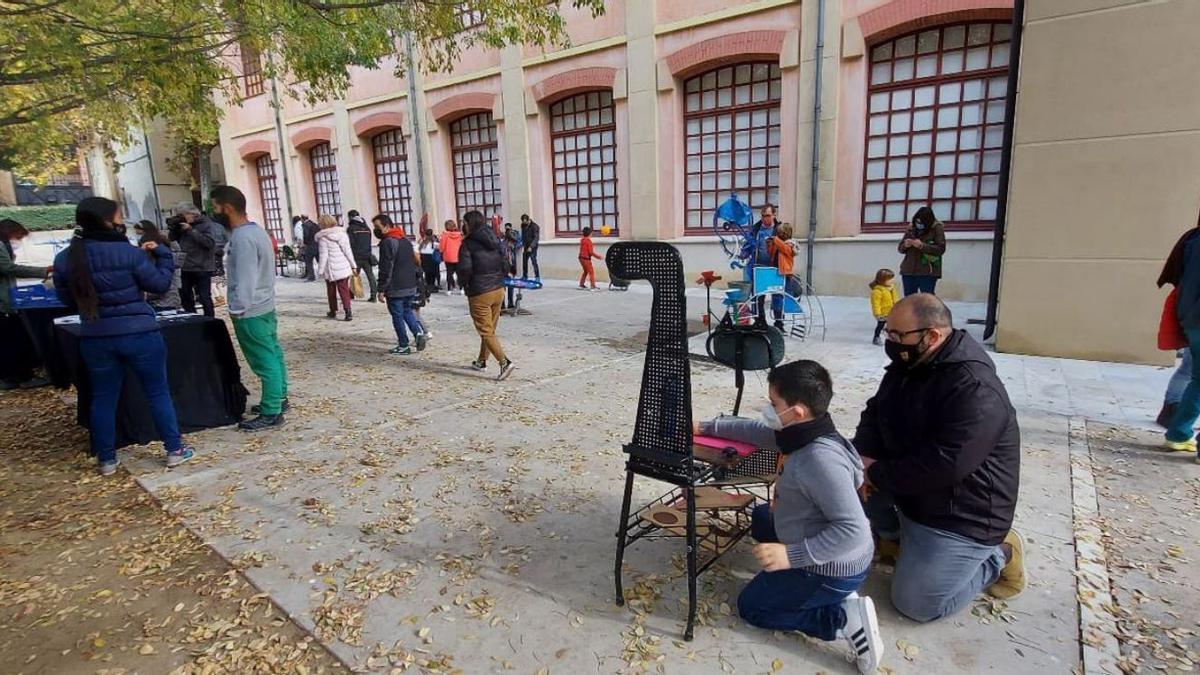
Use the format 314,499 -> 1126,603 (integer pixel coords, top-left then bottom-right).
232,311 -> 288,415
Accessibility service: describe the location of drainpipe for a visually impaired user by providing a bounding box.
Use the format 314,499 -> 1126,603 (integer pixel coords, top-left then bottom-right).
804,0 -> 826,286
142,128 -> 164,226
983,0 -> 1026,340
268,54 -> 296,233
403,32 -> 430,218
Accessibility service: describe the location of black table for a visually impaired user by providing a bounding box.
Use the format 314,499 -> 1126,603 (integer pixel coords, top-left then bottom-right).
48,314 -> 248,450
19,305 -> 75,384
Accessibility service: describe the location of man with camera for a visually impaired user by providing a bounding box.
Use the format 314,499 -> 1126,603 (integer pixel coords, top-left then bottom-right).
168,202 -> 220,317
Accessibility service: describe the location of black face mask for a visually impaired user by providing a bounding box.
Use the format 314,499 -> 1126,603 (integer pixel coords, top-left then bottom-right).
884,332 -> 929,368
373,227 -> 384,240
213,212 -> 232,230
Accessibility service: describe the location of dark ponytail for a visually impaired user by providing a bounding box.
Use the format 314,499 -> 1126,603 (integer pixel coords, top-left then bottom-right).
69,197 -> 119,320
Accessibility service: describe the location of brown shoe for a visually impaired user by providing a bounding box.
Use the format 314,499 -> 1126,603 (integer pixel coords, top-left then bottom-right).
987,529 -> 1027,599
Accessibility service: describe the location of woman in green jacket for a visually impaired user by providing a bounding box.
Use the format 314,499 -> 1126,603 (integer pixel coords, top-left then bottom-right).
0,218 -> 50,389
898,206 -> 947,296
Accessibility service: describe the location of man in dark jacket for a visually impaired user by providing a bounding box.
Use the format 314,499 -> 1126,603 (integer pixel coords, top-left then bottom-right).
854,293 -> 1023,623
301,216 -> 320,281
1162,217 -> 1200,452
171,203 -> 219,317
457,210 -> 514,381
377,219 -> 425,355
345,210 -> 378,301
520,214 -> 540,279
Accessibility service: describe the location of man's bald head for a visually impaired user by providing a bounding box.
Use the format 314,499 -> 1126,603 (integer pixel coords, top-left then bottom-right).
893,293 -> 953,330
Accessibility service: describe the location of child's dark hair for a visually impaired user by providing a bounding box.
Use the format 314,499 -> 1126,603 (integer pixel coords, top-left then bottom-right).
870,268 -> 895,288
767,360 -> 833,416
582,226 -> 593,236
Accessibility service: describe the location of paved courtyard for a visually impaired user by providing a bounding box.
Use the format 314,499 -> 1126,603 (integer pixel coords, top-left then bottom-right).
23,276 -> 1199,673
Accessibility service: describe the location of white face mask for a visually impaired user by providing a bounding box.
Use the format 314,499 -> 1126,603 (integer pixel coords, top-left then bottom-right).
761,403 -> 784,431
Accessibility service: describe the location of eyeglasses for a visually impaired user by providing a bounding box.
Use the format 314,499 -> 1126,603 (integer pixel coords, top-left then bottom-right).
884,327 -> 933,342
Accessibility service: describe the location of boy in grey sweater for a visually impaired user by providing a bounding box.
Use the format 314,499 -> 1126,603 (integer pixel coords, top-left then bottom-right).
697,360 -> 883,673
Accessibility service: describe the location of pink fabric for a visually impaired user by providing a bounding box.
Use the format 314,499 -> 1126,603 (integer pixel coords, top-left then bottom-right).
693,434 -> 757,458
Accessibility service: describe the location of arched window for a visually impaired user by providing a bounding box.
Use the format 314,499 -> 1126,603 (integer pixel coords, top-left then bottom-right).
371,130 -> 415,236
254,155 -> 284,241
449,112 -> 502,218
683,62 -> 782,233
550,90 -> 617,236
862,21 -> 1012,230
309,142 -> 342,220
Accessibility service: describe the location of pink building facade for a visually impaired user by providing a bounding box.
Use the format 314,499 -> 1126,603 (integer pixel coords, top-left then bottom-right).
219,0 -> 1014,300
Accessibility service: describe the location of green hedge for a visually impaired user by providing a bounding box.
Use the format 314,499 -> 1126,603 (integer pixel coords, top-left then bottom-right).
0,205 -> 77,232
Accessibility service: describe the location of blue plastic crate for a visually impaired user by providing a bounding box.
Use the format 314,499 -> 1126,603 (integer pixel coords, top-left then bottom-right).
11,284 -> 66,309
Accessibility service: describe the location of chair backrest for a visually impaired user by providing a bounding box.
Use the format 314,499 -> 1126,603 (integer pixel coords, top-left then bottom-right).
606,242 -> 694,483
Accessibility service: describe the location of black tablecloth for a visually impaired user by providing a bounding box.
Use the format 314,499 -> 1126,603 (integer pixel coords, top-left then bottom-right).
48,315 -> 248,449
18,306 -> 74,379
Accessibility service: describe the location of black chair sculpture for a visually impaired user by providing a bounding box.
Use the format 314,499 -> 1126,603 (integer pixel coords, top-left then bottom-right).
607,242 -> 776,641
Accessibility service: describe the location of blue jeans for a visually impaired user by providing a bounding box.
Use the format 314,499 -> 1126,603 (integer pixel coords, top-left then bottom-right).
80,331 -> 182,463
1165,348 -> 1193,405
902,275 -> 938,296
865,491 -> 1005,623
1166,327 -> 1200,441
386,297 -> 423,347
737,504 -> 865,640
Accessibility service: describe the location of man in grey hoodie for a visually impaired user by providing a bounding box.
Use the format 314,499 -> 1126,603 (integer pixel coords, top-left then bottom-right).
697,360 -> 883,674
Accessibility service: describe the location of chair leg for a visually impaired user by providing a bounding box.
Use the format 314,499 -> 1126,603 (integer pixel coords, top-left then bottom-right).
684,484 -> 698,641
614,470 -> 635,606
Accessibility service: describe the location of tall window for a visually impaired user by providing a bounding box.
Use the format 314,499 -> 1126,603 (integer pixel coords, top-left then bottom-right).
254,155 -> 284,242
449,112 -> 502,218
456,3 -> 484,30
309,142 -> 342,220
371,130 -> 415,236
862,22 -> 1012,230
550,91 -> 618,236
241,44 -> 264,97
683,62 -> 782,233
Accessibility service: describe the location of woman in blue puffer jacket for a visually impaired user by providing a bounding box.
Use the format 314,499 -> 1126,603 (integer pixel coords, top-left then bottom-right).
52,197 -> 197,476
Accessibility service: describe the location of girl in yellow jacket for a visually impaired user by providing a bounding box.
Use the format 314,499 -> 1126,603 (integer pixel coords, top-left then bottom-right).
869,268 -> 899,345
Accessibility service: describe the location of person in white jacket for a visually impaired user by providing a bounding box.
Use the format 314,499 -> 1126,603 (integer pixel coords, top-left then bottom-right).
314,215 -> 356,321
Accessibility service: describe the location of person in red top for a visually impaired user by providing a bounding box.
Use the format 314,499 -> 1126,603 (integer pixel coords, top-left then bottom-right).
577,226 -> 603,291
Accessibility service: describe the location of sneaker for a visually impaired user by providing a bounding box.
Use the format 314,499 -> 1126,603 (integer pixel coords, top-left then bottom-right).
497,360 -> 516,381
590,287 -> 602,293
18,377 -> 50,389
577,285 -> 587,291
840,593 -> 883,674
98,459 -> 121,476
166,446 -> 195,469
1156,403 -> 1177,428
326,311 -> 337,319
388,345 -> 414,355
471,360 -> 487,371
251,398 -> 291,415
988,529 -> 1027,599
238,414 -> 284,432
344,312 -> 352,322
415,333 -> 428,352
424,331 -> 434,341
1163,438 -> 1198,453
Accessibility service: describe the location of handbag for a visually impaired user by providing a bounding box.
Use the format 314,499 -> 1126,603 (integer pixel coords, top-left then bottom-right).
1159,287 -> 1186,350
349,273 -> 365,299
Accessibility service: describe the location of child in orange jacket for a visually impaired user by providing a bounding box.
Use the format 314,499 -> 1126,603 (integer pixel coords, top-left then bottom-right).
577,226 -> 603,291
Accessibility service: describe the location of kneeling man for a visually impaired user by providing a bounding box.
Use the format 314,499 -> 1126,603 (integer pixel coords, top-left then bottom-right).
854,294 -> 1024,622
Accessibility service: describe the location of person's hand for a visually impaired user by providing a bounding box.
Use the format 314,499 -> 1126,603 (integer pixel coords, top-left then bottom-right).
691,421 -> 701,435
180,221 -> 191,231
910,239 -> 924,250
753,543 -> 791,572
141,241 -> 158,251
377,293 -> 386,303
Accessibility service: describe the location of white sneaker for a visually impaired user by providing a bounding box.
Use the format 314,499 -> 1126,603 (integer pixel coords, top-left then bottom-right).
840,593 -> 883,674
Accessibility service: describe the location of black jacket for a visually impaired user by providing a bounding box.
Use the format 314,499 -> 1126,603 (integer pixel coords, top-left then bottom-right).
521,220 -> 540,250
302,219 -> 319,246
457,226 -> 507,297
346,217 -> 373,261
172,215 -> 218,273
377,235 -> 419,299
853,330 -> 1020,546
